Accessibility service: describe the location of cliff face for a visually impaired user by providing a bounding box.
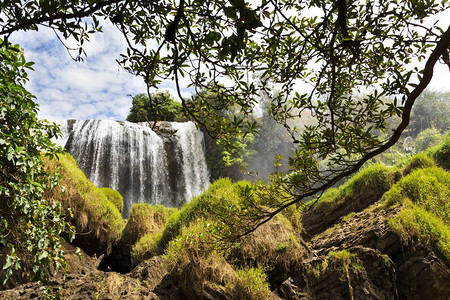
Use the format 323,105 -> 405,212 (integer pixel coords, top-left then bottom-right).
2,198 -> 448,300
278,203 -> 449,300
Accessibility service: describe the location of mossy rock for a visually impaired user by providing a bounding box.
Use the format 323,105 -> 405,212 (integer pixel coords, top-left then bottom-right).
100,187 -> 124,213
428,133 -> 450,170
44,153 -> 123,255
384,167 -> 450,263
402,153 -> 435,176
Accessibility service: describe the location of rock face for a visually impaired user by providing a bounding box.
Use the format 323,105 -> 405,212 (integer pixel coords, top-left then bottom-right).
57,120 -> 210,217
2,179 -> 449,299
277,203 -> 450,300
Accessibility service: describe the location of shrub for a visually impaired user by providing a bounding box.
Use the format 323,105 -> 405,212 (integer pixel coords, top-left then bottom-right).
234,266 -> 272,299
127,204 -> 176,265
0,41 -> 72,285
230,214 -> 305,276
44,153 -> 123,254
164,220 -> 273,299
155,178 -> 241,254
132,232 -> 163,264
415,127 -> 442,153
389,201 -> 450,263
100,188 -> 124,213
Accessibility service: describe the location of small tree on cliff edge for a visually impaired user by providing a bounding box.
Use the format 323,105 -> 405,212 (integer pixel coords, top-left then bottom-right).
127,91 -> 183,123
1,1 -> 449,240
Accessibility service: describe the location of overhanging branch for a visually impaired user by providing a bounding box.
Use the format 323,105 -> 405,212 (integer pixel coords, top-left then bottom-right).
232,25 -> 450,240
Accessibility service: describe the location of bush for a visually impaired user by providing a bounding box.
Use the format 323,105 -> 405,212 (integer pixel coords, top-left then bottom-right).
44,153 -> 123,255
0,41 -> 72,285
122,204 -> 174,246
415,127 -> 442,153
230,214 -> 305,278
100,188 -> 124,213
164,220 -> 273,299
155,178 -> 241,254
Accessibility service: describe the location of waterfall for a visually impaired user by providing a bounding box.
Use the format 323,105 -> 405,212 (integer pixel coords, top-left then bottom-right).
56,120 -> 210,217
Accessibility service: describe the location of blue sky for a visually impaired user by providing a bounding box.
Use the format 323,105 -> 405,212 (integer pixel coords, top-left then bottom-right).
10,18 -> 450,122
10,21 -> 189,121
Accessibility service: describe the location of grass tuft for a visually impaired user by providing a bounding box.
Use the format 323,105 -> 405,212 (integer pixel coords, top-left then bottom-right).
384,167 -> 450,263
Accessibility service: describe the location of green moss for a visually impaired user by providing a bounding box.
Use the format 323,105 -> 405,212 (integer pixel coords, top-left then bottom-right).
132,231 -> 163,263
307,249 -> 364,279
389,201 -> 450,263
402,153 -> 435,176
428,133 -> 450,170
307,164 -> 393,211
99,187 -> 124,213
155,178 -> 243,254
384,167 -> 450,263
123,203 -> 175,246
164,219 -> 216,272
44,153 -> 123,250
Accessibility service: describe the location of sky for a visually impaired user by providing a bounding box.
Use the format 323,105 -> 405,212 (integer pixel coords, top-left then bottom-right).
10,17 -> 450,122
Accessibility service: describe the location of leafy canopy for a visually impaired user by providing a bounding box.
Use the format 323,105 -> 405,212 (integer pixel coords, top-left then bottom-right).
1,0 -> 449,237
126,91 -> 182,123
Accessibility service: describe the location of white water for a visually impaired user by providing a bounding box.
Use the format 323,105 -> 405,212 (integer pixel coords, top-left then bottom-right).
56,120 -> 209,216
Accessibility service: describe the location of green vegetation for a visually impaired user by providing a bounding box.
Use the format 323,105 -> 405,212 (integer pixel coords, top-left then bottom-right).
100,188 -> 124,214
406,90 -> 450,138
0,41 -> 72,283
234,266 -> 272,299
1,0 -> 449,283
127,204 -> 176,265
384,167 -> 450,263
307,249 -> 364,281
428,133 -> 450,170
126,92 -> 182,123
129,178 -> 304,292
415,127 -> 442,153
401,153 -> 435,176
44,153 -> 123,253
307,164 -> 393,212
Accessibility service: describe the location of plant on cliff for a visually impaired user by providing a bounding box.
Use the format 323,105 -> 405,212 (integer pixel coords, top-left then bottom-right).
306,164 -> 393,212
0,41 -> 73,283
1,0 -> 449,239
428,132 -> 450,170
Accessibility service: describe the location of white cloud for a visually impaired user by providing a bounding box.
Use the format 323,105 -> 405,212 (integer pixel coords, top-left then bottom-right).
8,14 -> 450,123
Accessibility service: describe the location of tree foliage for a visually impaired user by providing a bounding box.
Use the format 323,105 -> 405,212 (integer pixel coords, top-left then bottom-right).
1,0 -> 449,238
0,41 -> 74,283
126,91 -> 182,123
407,90 -> 450,137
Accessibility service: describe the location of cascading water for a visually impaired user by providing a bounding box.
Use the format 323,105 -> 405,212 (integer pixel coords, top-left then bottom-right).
55,119 -> 210,217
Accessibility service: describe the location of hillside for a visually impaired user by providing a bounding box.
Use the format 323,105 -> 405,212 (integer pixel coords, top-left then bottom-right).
0,137 -> 449,299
